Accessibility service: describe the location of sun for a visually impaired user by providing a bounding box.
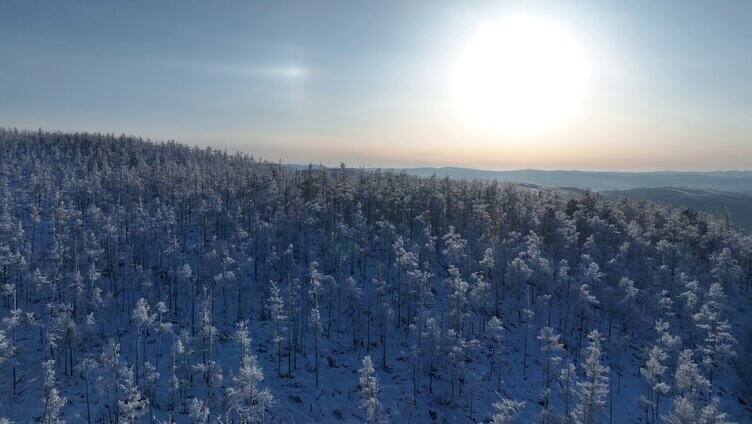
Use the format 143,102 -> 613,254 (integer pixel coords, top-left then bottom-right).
453,13 -> 591,135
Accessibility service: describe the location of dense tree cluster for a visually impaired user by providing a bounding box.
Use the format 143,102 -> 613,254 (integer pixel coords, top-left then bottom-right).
0,128 -> 749,423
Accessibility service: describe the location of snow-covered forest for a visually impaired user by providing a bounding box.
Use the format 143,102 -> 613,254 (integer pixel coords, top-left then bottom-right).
0,128 -> 749,423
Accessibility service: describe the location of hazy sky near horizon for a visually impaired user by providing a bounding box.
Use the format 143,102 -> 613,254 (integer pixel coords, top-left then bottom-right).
1,0 -> 751,171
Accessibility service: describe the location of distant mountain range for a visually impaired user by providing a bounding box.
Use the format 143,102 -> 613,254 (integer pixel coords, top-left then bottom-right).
288,165 -> 752,230
395,167 -> 752,192
394,168 -> 752,230
601,187 -> 752,230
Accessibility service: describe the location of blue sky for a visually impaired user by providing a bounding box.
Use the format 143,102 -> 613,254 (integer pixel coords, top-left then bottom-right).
1,0 -> 750,170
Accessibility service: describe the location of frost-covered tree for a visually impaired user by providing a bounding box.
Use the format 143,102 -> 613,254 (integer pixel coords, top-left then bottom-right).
0,328 -> 16,393
639,345 -> 670,423
188,398 -> 210,424
492,396 -> 525,424
442,226 -> 467,267
697,397 -> 733,424
673,349 -> 709,397
521,306 -> 535,380
142,361 -> 159,423
285,276 -> 301,375
309,303 -> 323,387
664,396 -> 697,424
710,248 -> 742,294
692,282 -> 736,383
486,316 -> 505,392
446,266 -> 468,334
41,360 -> 66,424
538,326 -> 564,423
359,355 -> 386,424
169,331 -> 192,414
226,321 -> 273,424
559,362 -> 578,423
664,349 -> 711,424
118,367 -> 149,424
153,301 -> 172,370
421,316 -> 441,394
654,320 -> 681,353
194,292 -> 223,413
573,330 -> 609,424
132,297 -> 155,385
98,340 -> 123,423
267,279 -> 287,376
75,356 -> 97,424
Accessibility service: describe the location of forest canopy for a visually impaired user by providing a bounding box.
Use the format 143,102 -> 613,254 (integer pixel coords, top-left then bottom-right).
0,128 -> 749,423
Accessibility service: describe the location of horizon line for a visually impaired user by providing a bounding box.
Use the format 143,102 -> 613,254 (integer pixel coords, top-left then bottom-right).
3,126 -> 751,174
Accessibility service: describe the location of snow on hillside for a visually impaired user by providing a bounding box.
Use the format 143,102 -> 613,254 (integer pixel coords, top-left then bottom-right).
0,128 -> 749,423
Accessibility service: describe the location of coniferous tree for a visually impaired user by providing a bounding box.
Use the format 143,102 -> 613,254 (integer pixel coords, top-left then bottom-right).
663,396 -> 697,424
573,330 -> 609,424
195,291 -> 222,413
538,326 -> 564,423
118,367 -> 149,424
559,362 -> 578,423
359,355 -> 386,424
98,340 -> 124,423
226,321 -> 273,424
133,297 -> 155,386
41,360 -> 66,424
76,356 -> 97,424
697,398 -> 733,424
188,398 -> 210,424
267,279 -> 287,376
0,328 -> 16,394
639,345 -> 670,423
693,282 -> 736,383
492,396 -> 525,424
487,316 -> 505,392
664,349 -> 710,424
308,263 -> 324,387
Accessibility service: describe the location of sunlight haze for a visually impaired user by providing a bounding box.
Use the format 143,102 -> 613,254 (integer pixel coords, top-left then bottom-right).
1,0 -> 750,170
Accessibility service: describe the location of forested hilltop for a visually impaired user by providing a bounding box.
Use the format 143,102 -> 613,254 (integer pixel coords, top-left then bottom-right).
0,128 -> 750,423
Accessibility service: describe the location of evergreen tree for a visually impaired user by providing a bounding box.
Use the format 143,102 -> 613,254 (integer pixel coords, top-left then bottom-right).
142,361 -> 159,424
132,297 -> 155,386
267,279 -> 287,376
118,367 -> 149,424
359,355 -> 386,424
188,398 -> 210,424
673,349 -> 709,397
486,316 -> 505,392
697,398 -> 733,424
492,396 -> 525,424
663,396 -> 697,424
693,282 -> 737,383
559,362 -> 578,423
663,349 -> 710,424
573,330 -> 609,424
41,360 -> 66,424
538,326 -> 564,423
639,345 -> 670,423
308,262 -> 324,386
226,322 -> 273,424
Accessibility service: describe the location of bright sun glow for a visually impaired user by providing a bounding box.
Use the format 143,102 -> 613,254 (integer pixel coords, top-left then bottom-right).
453,13 -> 591,135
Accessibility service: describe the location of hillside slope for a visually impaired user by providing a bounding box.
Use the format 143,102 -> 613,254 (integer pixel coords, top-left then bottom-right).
0,129 -> 749,423
602,187 -> 752,231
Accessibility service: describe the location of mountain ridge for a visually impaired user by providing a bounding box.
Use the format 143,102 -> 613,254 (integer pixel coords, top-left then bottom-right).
392,167 -> 752,192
